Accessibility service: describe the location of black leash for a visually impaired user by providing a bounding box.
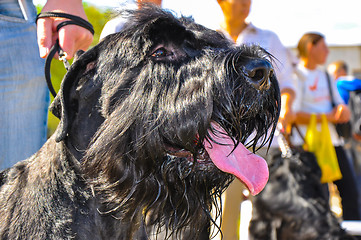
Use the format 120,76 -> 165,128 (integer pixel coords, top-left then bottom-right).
36,12 -> 94,98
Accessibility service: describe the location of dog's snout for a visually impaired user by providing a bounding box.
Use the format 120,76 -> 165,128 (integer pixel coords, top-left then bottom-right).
245,60 -> 273,91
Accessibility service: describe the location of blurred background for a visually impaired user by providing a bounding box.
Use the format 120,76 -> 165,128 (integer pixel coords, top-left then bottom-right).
33,0 -> 361,136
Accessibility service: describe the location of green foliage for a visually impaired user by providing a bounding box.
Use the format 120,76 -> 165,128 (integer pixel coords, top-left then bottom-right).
35,3 -> 113,136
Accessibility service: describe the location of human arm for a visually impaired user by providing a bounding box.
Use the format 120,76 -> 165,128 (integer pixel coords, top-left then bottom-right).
37,0 -> 93,59
263,32 -> 298,132
337,78 -> 361,104
295,104 -> 351,125
279,88 -> 296,133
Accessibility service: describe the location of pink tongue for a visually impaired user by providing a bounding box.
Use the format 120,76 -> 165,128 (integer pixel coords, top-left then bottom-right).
203,124 -> 269,195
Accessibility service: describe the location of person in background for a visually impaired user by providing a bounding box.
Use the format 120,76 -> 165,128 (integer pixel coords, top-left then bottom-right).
292,32 -> 360,220
0,0 -> 93,170
99,0 -> 162,41
328,60 -> 361,217
215,0 -> 296,238
328,60 -> 361,142
328,60 -> 361,105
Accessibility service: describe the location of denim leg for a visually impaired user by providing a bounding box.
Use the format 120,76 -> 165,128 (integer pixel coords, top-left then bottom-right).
0,0 -> 49,169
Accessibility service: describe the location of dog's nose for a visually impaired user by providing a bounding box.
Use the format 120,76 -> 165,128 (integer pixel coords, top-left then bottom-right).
245,59 -> 273,90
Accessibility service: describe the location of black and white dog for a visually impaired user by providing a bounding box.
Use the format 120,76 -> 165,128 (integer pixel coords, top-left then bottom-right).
0,6 -> 280,239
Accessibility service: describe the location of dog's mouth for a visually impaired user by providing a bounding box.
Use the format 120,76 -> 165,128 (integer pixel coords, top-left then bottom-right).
166,123 -> 269,196
167,146 -> 212,164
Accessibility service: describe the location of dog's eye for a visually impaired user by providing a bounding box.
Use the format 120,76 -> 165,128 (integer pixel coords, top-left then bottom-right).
151,47 -> 170,58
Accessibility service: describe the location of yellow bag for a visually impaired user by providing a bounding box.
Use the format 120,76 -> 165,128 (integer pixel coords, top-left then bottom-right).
304,114 -> 342,183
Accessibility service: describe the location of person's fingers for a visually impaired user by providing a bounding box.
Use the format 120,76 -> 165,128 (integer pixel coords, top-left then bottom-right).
37,18 -> 54,58
58,26 -> 76,59
58,25 -> 93,59
78,32 -> 94,51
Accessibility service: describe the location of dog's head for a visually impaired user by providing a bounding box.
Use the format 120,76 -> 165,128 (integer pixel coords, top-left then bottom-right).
51,5 -> 280,238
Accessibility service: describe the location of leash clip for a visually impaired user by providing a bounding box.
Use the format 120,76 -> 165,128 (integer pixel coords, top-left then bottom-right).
59,51 -> 70,70
59,51 -> 67,62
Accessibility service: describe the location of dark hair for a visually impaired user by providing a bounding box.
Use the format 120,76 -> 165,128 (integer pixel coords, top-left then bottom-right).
297,32 -> 325,58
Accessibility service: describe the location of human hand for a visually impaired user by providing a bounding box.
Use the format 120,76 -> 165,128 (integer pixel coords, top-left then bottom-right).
37,0 -> 93,59
279,106 -> 295,134
326,104 -> 351,123
354,133 -> 361,142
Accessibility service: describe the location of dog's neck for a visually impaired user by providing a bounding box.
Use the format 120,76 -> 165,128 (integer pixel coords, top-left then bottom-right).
58,118 -> 103,162
63,90 -> 105,162
65,137 -> 86,161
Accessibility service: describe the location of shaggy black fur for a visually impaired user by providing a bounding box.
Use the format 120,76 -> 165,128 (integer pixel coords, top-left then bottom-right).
0,5 -> 280,240
249,148 -> 355,240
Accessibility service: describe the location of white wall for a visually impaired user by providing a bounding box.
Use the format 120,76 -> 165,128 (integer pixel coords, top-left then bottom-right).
327,45 -> 361,78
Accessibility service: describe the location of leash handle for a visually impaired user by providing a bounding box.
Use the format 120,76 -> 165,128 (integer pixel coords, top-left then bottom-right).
36,12 -> 94,98
36,12 -> 94,35
44,40 -> 60,98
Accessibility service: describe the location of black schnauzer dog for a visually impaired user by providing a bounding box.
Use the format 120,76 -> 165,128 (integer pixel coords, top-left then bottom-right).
0,6 -> 280,240
249,147 -> 355,240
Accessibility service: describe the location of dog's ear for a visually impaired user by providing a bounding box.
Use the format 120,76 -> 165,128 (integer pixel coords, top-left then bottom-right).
50,48 -> 99,142
74,50 -> 85,62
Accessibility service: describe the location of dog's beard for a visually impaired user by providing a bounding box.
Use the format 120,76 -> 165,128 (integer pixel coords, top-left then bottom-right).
83,119 -> 233,238
146,154 -> 233,237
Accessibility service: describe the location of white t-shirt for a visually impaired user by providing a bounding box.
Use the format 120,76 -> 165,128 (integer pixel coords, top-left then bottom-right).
99,16 -> 127,41
291,64 -> 345,146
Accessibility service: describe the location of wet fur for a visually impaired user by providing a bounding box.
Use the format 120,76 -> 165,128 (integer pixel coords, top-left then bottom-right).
0,6 -> 280,239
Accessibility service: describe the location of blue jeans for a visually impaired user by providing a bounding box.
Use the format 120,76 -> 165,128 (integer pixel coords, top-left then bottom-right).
0,0 -> 49,169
